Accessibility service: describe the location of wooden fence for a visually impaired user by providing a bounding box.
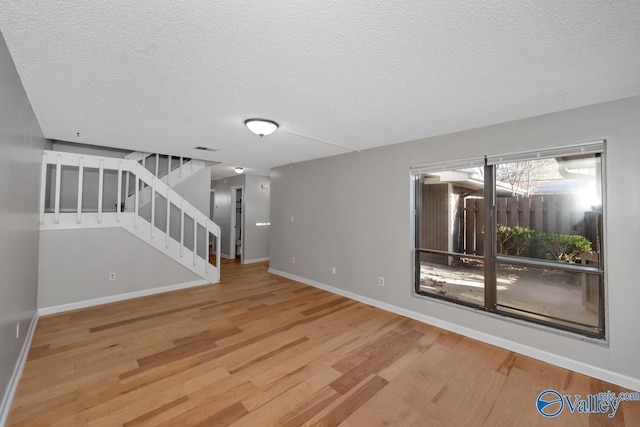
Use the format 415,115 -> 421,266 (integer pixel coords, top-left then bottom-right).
463,194 -> 600,256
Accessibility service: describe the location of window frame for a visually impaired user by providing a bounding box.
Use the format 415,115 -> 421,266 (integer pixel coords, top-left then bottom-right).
412,141 -> 606,339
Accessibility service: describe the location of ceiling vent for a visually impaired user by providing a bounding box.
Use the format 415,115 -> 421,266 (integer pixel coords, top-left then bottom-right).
194,146 -> 218,152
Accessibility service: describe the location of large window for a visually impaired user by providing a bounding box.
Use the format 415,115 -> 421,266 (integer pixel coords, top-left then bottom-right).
413,142 -> 605,338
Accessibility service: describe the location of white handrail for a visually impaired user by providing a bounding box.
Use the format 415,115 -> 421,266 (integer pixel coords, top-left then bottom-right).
125,151 -> 196,181
40,150 -> 221,282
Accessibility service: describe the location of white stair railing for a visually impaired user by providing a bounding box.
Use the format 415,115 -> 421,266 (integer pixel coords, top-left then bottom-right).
39,150 -> 220,283
124,152 -> 208,208
125,152 -> 201,185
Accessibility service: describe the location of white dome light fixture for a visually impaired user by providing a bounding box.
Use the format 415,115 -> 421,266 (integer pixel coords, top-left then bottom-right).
244,118 -> 279,137
234,166 -> 244,174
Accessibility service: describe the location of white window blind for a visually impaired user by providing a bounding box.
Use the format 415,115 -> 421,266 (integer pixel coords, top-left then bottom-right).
410,156 -> 485,175
485,140 -> 605,165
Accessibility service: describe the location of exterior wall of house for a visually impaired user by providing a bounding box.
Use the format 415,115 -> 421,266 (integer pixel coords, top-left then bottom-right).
38,227 -> 201,309
270,95 -> 640,389
0,31 -> 48,418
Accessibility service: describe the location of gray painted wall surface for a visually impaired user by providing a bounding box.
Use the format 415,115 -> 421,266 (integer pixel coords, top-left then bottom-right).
270,95 -> 640,383
47,141 -> 131,213
212,175 -> 246,257
38,228 -> 200,308
243,175 -> 270,261
139,165 -> 212,256
210,174 -> 271,261
0,31 -> 47,414
38,161 -> 213,309
172,165 -> 211,215
51,141 -> 130,158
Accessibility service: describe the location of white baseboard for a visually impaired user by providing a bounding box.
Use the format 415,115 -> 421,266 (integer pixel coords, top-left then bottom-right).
268,268 -> 640,392
0,313 -> 38,427
242,257 -> 269,264
38,279 -> 211,316
221,253 -> 234,260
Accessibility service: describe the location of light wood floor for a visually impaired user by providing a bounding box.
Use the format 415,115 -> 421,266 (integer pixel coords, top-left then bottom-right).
8,259 -> 638,426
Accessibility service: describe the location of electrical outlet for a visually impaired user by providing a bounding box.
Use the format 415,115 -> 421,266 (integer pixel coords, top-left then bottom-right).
109,272 -> 116,281
291,257 -> 295,264
332,267 -> 336,275
290,215 -> 295,223
378,277 -> 385,287
16,322 -> 20,339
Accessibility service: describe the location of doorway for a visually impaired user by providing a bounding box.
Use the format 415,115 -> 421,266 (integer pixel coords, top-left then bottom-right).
230,186 -> 243,261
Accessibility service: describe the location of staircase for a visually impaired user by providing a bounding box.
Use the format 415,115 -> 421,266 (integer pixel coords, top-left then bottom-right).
39,150 -> 221,283
124,152 -> 212,208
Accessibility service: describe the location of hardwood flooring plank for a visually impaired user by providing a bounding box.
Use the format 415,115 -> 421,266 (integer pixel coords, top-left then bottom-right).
7,258 -> 636,426
330,329 -> 423,395
311,375 -> 389,426
89,299 -> 219,333
199,301 -> 356,364
193,401 -> 248,427
279,386 -> 341,427
122,396 -> 190,427
172,327 -> 242,347
228,336 -> 309,374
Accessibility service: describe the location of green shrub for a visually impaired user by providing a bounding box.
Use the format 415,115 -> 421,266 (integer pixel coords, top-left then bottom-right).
531,231 -> 592,263
496,224 -> 535,256
496,225 -> 592,263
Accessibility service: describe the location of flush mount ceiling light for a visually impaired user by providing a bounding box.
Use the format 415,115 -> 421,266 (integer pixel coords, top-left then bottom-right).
244,118 -> 279,137
234,167 -> 244,174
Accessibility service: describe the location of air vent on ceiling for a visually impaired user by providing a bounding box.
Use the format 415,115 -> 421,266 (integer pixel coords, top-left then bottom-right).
194,146 -> 218,152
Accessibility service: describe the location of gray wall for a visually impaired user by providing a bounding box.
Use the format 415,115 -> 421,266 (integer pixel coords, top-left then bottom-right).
211,174 -> 271,262
244,175 -> 270,261
172,165 -> 211,215
38,160 -> 214,309
0,31 -> 47,416
270,95 -> 640,385
38,228 -> 200,308
51,140 -> 129,158
212,175 -> 246,258
139,165 -> 212,256
46,142 -> 130,213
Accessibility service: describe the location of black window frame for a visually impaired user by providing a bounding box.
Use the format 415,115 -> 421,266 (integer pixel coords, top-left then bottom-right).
413,142 -> 606,339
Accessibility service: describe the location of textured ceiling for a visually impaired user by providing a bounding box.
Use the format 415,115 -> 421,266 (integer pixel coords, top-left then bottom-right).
1,1 -> 640,177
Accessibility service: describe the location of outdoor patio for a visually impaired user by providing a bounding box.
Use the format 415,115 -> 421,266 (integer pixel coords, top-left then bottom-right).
419,261 -> 598,328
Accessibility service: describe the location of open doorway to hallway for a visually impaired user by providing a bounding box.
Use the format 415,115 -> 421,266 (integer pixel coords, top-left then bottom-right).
230,186 -> 244,262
